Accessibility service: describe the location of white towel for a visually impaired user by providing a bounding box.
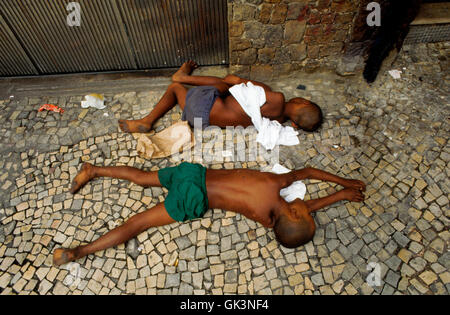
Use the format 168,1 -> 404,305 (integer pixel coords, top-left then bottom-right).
272,164 -> 306,202
81,94 -> 106,110
229,82 -> 300,150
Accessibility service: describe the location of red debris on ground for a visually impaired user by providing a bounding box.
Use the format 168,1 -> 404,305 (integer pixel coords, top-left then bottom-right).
38,104 -> 65,114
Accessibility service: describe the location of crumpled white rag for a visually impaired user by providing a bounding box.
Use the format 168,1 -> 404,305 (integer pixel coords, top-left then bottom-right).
229,82 -> 299,150
272,163 -> 306,202
81,94 -> 106,110
388,69 -> 402,79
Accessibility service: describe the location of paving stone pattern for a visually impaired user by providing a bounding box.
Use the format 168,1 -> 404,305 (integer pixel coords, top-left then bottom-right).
0,43 -> 448,295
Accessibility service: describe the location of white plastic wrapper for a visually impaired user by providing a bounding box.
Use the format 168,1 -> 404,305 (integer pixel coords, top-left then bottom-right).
388,70 -> 402,79
272,163 -> 307,202
81,93 -> 106,110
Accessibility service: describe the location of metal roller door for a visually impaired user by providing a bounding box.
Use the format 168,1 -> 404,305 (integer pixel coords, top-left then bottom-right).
0,0 -> 229,76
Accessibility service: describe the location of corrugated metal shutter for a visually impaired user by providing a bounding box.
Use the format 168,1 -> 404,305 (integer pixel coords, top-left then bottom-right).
0,12 -> 38,76
117,0 -> 229,69
0,0 -> 228,76
404,24 -> 450,45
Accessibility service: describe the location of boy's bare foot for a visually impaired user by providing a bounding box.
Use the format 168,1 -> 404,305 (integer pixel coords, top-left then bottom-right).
70,163 -> 96,194
118,119 -> 152,134
53,248 -> 77,266
172,60 -> 198,82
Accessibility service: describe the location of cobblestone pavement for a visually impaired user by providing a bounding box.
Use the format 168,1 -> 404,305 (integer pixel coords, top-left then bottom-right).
0,42 -> 448,295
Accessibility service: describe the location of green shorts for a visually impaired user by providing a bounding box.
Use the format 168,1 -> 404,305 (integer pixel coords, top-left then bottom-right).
158,162 -> 209,222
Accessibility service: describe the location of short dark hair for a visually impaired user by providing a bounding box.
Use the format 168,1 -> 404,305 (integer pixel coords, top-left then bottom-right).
295,102 -> 323,132
273,214 -> 315,249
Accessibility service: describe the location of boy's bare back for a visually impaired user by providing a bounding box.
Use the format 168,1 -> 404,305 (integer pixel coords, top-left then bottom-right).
205,169 -> 285,228
209,91 -> 286,129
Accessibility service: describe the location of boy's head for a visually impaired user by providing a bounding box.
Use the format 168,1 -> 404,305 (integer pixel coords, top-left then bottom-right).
285,98 -> 323,132
274,199 -> 316,249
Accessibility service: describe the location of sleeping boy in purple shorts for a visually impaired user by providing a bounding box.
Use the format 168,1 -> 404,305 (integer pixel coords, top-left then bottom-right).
118,61 -> 323,133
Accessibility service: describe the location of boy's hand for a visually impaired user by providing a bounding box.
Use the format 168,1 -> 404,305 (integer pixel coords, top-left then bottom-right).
341,188 -> 365,202
342,179 -> 366,192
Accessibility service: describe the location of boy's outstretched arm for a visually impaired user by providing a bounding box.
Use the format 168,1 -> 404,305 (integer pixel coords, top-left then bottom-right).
223,74 -> 273,92
286,167 -> 366,191
306,188 -> 365,213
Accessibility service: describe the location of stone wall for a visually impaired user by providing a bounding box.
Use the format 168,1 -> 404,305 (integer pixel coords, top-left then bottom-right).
228,0 -> 368,80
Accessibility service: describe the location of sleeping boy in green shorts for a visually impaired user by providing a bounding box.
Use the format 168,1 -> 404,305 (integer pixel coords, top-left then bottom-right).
53,162 -> 365,266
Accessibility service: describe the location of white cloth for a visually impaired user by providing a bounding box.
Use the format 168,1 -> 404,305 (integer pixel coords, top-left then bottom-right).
81,94 -> 106,110
272,164 -> 306,202
388,70 -> 402,79
229,82 -> 300,150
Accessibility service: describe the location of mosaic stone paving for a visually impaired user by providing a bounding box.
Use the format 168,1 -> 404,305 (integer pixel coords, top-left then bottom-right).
0,42 -> 448,295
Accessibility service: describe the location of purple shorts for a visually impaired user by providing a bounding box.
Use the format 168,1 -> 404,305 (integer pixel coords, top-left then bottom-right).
182,86 -> 220,129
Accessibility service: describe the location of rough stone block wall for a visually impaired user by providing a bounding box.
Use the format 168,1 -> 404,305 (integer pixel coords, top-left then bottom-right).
228,0 -> 367,80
